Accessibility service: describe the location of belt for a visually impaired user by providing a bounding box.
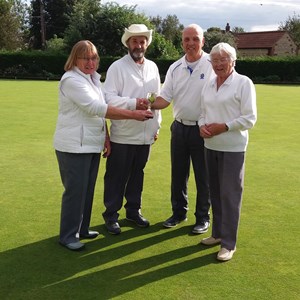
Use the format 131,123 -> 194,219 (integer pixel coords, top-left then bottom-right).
175,118 -> 198,126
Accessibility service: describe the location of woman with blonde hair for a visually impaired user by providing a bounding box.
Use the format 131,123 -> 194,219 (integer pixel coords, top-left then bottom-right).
54,40 -> 153,251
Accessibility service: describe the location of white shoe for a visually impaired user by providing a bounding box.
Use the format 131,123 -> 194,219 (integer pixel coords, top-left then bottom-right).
200,236 -> 221,246
217,247 -> 236,261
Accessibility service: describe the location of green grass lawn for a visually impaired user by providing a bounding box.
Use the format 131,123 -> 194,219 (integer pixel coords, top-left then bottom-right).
0,80 -> 299,299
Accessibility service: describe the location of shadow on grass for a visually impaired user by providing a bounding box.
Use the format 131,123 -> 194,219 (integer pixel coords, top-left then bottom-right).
0,222 -> 216,299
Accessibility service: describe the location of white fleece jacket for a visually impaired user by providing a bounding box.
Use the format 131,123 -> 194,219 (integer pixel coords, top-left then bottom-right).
53,67 -> 108,153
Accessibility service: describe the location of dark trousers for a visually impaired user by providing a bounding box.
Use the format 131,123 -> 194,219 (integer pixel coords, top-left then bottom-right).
170,120 -> 210,222
205,149 -> 245,250
56,151 -> 100,245
102,142 -> 150,222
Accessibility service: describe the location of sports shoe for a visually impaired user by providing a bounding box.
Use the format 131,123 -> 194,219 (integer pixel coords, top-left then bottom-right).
105,221 -> 121,235
126,214 -> 150,228
163,215 -> 187,228
192,221 -> 210,234
80,230 -> 99,239
217,247 -> 236,261
200,236 -> 221,246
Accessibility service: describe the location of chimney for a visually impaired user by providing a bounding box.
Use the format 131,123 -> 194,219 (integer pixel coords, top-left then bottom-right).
225,23 -> 230,32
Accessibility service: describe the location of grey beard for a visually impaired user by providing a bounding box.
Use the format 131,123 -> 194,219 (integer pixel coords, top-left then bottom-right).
129,51 -> 144,62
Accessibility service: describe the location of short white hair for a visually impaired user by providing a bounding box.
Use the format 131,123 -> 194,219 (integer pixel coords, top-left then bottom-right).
183,24 -> 204,39
210,42 -> 237,61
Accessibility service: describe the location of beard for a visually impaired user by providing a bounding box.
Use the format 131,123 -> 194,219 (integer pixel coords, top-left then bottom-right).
129,48 -> 145,62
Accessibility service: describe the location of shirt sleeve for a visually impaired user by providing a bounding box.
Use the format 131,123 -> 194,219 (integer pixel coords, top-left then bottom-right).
103,63 -> 136,110
227,77 -> 257,131
61,77 -> 108,118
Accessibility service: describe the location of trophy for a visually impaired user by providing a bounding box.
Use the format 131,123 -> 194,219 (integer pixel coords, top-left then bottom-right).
146,92 -> 157,111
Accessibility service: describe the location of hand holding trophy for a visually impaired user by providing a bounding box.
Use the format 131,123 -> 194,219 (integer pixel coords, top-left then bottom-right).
146,92 -> 157,111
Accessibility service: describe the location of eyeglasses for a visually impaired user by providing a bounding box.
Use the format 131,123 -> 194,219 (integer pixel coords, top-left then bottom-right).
78,56 -> 98,62
209,57 -> 230,64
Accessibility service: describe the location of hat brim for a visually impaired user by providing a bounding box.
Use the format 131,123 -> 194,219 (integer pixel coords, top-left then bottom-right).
121,29 -> 152,48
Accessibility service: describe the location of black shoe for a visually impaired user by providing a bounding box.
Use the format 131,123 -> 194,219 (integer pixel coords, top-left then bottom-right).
163,215 -> 187,228
192,221 -> 210,234
105,221 -> 121,235
126,214 -> 150,227
80,230 -> 99,239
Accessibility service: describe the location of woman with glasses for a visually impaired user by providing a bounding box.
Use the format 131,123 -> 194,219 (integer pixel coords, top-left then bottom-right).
199,42 -> 257,261
53,40 -> 153,251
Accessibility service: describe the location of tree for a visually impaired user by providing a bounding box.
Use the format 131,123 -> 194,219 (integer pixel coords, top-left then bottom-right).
147,32 -> 180,59
203,27 -> 236,53
29,0 -> 46,49
29,0 -> 75,49
44,0 -> 75,39
94,4 -> 180,58
0,0 -> 28,50
231,27 -> 245,33
64,1 -> 179,58
95,2 -> 148,56
64,1 -> 145,55
279,12 -> 300,54
63,0 -> 102,52
150,14 -> 184,52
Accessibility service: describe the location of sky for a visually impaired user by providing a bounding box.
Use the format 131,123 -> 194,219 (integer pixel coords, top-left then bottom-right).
102,0 -> 300,32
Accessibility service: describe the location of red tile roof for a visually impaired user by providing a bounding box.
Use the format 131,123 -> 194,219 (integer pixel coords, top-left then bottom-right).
235,31 -> 287,49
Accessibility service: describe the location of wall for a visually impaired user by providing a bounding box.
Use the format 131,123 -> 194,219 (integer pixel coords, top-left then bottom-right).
273,33 -> 297,56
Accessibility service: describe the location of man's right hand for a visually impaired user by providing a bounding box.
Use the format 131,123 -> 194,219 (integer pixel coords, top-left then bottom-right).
136,98 -> 150,110
133,109 -> 153,121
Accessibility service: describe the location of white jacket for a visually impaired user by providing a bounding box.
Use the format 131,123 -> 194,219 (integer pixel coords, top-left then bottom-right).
53,67 -> 108,153
199,71 -> 257,152
104,54 -> 161,145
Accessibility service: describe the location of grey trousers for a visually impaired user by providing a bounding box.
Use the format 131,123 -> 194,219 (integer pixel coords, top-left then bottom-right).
56,151 -> 100,245
205,149 -> 245,250
170,120 -> 210,222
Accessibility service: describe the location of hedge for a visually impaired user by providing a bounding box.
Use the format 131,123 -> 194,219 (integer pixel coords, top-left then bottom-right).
0,51 -> 299,83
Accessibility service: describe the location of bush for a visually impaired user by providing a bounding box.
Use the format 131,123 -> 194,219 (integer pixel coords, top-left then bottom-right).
0,51 -> 299,83
46,35 -> 66,54
236,56 -> 300,83
0,51 -> 67,79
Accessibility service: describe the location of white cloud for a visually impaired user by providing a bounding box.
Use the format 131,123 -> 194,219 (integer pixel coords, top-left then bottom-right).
102,0 -> 300,32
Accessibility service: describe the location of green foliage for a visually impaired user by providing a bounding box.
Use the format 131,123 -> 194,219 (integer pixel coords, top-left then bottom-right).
203,28 -> 236,53
63,1 -> 180,59
150,14 -> 184,51
46,35 -> 66,53
147,32 -> 180,59
26,0 -> 182,58
236,56 -> 300,82
231,26 -> 245,33
29,0 -> 75,49
64,1 -> 149,56
45,0 -> 75,39
279,12 -> 300,48
1,51 -> 300,82
0,50 -> 67,79
63,0 -> 102,52
92,2 -> 149,56
0,0 -> 26,50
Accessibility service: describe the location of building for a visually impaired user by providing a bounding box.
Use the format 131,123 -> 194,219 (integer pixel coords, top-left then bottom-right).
234,31 -> 298,57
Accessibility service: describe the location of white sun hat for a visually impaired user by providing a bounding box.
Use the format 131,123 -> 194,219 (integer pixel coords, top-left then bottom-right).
121,24 -> 153,48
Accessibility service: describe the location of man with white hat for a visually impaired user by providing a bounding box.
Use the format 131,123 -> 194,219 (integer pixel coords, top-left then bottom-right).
102,24 -> 161,234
